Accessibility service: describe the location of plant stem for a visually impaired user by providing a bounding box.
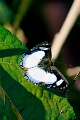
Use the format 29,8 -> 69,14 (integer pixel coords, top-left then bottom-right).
13,0 -> 34,31
51,0 -> 80,61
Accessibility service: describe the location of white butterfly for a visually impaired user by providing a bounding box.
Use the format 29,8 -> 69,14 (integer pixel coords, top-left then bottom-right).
20,41 -> 70,92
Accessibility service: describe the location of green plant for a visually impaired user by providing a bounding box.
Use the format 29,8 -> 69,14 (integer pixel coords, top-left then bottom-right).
0,25 -> 76,120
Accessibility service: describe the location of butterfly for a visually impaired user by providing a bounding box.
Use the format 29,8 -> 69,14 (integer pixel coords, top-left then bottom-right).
20,41 -> 70,92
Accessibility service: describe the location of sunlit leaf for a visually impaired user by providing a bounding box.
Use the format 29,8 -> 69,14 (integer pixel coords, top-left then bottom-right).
0,25 -> 76,120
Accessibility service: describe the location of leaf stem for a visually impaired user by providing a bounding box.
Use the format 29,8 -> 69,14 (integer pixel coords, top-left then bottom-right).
51,0 -> 80,60
13,0 -> 34,32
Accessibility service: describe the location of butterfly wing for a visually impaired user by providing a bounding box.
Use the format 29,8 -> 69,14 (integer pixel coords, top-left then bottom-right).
24,59 -> 69,92
31,41 -> 50,51
20,51 -> 45,69
46,66 -> 70,91
24,66 -> 57,84
25,65 -> 69,91
20,41 -> 51,69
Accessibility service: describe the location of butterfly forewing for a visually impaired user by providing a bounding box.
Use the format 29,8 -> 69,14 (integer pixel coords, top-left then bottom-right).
20,51 -> 45,69
20,41 -> 50,69
31,41 -> 50,51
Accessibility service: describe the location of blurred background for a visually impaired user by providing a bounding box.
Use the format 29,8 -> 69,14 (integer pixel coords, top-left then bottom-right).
0,0 -> 80,119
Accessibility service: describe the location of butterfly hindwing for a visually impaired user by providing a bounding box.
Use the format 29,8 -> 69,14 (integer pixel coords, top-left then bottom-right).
24,66 -> 57,84
45,66 -> 70,91
24,64 -> 69,92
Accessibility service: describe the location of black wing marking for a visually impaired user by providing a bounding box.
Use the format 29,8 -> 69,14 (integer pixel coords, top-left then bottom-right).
45,66 -> 70,91
30,41 -> 51,51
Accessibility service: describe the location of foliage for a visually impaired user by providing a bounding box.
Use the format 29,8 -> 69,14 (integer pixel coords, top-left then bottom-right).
0,2 -> 13,25
0,25 -> 76,120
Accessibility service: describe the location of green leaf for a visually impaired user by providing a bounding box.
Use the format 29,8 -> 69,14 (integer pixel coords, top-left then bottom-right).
0,25 -> 76,120
0,86 -> 23,120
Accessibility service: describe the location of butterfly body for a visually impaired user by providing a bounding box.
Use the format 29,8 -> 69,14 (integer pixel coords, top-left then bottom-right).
20,41 -> 70,92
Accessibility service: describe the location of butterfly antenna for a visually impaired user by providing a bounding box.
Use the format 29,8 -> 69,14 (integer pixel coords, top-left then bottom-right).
69,71 -> 80,86
53,61 -> 71,67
